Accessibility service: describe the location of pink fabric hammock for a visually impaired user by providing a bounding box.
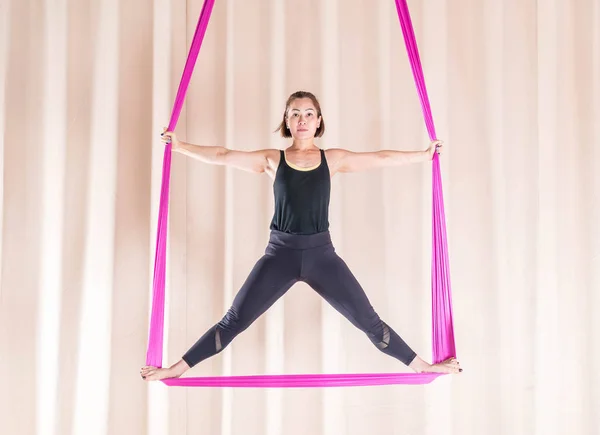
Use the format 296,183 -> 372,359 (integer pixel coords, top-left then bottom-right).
145,0 -> 456,388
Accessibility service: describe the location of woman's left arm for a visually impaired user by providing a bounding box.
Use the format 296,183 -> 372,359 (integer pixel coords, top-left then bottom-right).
326,140 -> 442,175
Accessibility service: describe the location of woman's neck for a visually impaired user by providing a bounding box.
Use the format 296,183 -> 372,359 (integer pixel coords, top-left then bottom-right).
290,139 -> 318,151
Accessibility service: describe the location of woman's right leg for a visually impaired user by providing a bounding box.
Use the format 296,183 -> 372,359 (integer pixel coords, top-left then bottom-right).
142,246 -> 300,381
180,248 -> 300,369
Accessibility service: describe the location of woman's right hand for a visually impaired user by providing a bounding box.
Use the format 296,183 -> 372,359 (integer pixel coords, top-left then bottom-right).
161,127 -> 180,150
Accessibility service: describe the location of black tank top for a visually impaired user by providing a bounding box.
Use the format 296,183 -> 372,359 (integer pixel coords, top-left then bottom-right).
269,149 -> 331,235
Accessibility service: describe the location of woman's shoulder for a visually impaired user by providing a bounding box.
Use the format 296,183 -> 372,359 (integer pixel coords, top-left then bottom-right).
263,148 -> 282,157
324,147 -> 346,155
324,147 -> 349,161
264,148 -> 282,167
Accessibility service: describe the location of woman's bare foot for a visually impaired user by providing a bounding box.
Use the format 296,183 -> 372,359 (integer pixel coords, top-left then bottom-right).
409,356 -> 462,374
141,359 -> 190,381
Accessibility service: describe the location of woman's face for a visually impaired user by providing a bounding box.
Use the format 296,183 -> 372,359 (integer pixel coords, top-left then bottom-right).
286,98 -> 321,140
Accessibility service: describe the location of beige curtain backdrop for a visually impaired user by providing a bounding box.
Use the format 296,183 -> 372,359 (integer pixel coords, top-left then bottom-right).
1,0 -> 598,434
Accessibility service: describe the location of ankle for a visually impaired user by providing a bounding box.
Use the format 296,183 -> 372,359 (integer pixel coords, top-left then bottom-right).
169,359 -> 190,377
408,356 -> 430,373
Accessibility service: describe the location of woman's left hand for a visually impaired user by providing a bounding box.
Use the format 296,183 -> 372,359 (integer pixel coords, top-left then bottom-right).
426,140 -> 443,160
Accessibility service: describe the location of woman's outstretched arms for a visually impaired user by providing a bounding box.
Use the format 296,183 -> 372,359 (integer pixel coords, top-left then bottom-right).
161,129 -> 279,176
326,140 -> 442,176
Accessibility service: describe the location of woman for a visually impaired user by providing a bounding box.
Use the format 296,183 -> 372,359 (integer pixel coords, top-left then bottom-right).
141,91 -> 461,381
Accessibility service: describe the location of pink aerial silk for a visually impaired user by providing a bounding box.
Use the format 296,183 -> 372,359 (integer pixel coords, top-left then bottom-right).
145,0 -> 456,388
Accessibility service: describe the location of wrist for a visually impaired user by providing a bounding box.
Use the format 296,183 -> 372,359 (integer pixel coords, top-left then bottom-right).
174,141 -> 192,153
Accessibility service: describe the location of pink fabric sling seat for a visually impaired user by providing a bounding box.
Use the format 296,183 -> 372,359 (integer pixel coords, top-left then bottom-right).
145,0 -> 457,388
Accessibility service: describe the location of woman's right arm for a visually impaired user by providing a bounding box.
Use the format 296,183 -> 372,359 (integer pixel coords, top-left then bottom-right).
162,130 -> 278,175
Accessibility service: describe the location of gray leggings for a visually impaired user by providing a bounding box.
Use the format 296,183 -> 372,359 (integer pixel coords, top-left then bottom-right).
182,230 -> 417,367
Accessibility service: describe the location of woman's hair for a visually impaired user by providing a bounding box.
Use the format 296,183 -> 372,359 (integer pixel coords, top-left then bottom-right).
276,91 -> 325,138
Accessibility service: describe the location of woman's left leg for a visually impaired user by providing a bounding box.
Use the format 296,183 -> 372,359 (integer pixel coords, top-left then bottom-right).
301,244 -> 417,366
